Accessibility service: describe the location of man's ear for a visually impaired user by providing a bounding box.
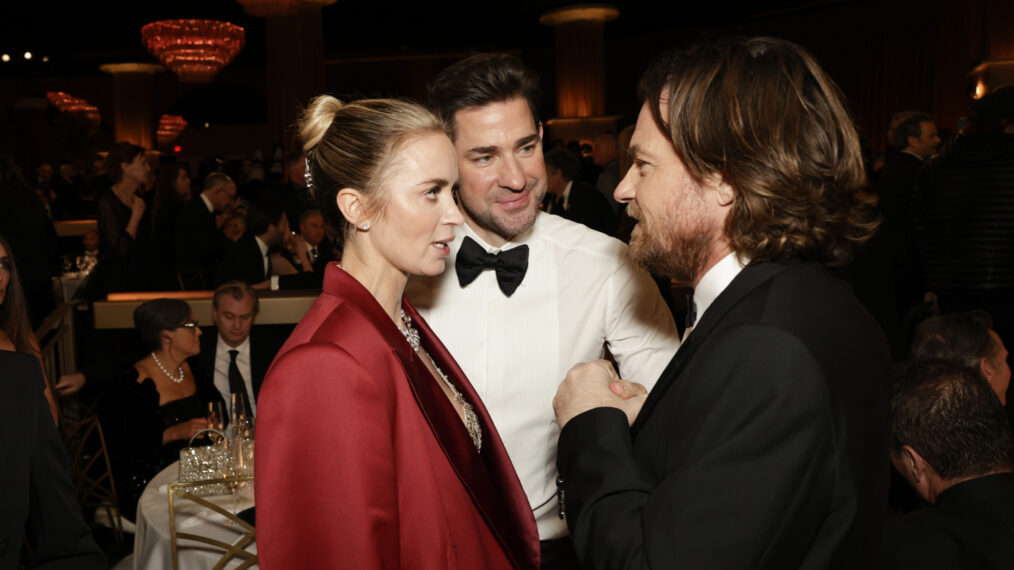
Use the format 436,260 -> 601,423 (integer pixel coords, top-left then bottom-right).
336,188 -> 366,226
980,356 -> 995,379
703,173 -> 735,207
895,445 -> 937,503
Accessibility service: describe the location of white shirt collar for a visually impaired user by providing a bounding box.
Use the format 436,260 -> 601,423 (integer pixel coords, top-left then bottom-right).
217,333 -> 250,355
254,235 -> 269,258
561,180 -> 574,209
199,192 -> 214,214
692,252 -> 748,328
901,150 -> 926,162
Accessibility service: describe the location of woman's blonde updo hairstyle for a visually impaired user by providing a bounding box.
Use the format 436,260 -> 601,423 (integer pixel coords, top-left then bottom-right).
299,96 -> 444,247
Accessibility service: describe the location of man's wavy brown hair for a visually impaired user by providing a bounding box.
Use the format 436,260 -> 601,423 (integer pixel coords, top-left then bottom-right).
640,37 -> 877,266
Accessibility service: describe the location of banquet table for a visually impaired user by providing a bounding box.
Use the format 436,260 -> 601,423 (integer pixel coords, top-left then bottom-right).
133,461 -> 257,570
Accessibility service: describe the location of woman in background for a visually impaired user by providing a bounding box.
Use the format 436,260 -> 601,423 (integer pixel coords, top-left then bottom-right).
256,96 -> 539,569
93,142 -> 151,295
98,298 -> 220,521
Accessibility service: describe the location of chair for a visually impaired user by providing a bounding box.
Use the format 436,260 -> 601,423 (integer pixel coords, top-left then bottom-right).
168,477 -> 257,570
61,415 -> 130,542
176,269 -> 207,291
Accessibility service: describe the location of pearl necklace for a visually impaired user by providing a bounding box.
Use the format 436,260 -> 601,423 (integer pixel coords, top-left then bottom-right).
398,310 -> 482,452
151,351 -> 184,383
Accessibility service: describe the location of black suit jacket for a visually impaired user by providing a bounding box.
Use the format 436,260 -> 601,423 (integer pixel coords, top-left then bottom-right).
558,261 -> 891,569
189,326 -> 283,405
886,472 -> 1014,569
308,236 -> 338,275
558,181 -> 617,236
218,231 -> 269,286
175,197 -> 229,289
0,352 -> 105,569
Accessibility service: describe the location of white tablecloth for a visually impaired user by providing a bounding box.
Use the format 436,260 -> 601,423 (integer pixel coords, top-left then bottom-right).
133,461 -> 257,570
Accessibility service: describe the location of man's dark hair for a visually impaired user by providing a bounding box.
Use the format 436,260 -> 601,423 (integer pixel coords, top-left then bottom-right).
638,36 -> 876,267
427,53 -> 542,141
891,112 -> 933,149
543,147 -> 581,182
247,199 -> 285,237
911,310 -> 998,370
891,359 -> 1014,480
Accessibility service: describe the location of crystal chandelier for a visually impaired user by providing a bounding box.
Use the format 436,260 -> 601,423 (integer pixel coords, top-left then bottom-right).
46,91 -> 101,125
157,115 -> 188,147
141,20 -> 245,83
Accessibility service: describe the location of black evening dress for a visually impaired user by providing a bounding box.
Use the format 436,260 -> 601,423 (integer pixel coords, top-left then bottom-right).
97,366 -> 223,522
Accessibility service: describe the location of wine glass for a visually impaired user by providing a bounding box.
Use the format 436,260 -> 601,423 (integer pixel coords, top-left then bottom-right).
231,392 -> 250,435
207,401 -> 224,432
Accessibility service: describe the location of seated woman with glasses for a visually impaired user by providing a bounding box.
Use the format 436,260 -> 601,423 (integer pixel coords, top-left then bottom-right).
98,298 -> 223,521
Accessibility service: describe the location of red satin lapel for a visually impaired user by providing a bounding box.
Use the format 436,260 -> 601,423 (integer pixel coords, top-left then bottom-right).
403,301 -> 541,570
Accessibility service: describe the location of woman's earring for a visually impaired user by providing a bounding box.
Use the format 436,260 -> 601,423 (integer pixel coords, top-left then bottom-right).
361,222 -> 371,231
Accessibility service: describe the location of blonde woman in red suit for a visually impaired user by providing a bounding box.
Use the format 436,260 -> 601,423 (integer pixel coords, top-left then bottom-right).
255,96 -> 540,569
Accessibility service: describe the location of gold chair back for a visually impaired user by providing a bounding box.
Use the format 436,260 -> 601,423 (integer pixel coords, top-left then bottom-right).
62,414 -> 123,542
167,477 -> 257,570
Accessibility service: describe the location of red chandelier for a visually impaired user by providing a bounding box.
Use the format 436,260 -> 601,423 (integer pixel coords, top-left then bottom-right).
46,91 -> 101,125
157,115 -> 188,147
141,20 -> 244,83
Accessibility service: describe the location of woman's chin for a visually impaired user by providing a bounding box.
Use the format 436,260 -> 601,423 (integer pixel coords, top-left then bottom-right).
414,259 -> 447,278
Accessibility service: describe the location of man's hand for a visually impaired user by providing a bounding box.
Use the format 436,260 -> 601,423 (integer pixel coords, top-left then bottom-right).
554,360 -> 649,428
55,372 -> 86,395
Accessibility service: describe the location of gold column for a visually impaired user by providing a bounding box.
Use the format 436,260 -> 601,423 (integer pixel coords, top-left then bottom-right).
100,63 -> 163,148
266,2 -> 327,152
540,5 -> 620,142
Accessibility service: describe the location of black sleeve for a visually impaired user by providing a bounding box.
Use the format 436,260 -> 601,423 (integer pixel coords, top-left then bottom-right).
23,357 -> 107,569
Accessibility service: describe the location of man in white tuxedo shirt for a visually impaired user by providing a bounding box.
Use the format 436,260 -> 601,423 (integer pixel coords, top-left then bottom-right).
406,53 -> 679,569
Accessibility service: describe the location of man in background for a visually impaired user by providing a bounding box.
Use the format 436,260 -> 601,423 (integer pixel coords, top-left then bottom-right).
888,359 -> 1014,568
175,172 -> 237,289
542,147 -> 616,235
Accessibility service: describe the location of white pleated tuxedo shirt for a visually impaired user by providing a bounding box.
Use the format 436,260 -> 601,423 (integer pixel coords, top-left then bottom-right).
406,213 -> 680,540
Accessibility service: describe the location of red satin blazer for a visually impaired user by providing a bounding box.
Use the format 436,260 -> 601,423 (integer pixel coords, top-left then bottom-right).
255,265 -> 540,569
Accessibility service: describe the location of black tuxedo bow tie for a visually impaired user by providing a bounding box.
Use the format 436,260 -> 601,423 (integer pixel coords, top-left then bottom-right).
455,236 -> 529,297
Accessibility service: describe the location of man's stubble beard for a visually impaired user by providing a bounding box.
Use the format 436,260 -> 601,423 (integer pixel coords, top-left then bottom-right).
628,209 -> 719,284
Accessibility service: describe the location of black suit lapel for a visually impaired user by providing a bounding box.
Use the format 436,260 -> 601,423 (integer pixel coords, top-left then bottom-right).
631,262 -> 788,434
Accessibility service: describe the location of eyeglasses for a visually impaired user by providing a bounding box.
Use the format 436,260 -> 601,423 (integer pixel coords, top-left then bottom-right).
178,319 -> 199,330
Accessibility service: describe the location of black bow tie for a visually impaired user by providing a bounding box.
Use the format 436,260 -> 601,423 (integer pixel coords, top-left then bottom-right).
455,236 -> 529,297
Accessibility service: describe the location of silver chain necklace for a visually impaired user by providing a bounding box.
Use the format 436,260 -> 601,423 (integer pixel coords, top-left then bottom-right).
398,309 -> 482,452
151,351 -> 184,383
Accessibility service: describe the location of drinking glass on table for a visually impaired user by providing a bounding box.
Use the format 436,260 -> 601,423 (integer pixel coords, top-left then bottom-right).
231,392 -> 251,434
207,401 -> 225,432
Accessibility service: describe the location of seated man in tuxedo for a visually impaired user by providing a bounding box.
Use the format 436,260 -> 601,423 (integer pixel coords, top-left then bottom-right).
218,199 -> 320,290
175,172 -> 236,289
888,359 -> 1014,569
1,351 -> 105,569
553,37 -> 890,568
297,209 -> 337,273
911,310 -> 1011,405
190,280 -> 280,421
542,147 -> 616,236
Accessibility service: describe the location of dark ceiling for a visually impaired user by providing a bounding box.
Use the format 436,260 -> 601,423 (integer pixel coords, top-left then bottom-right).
0,0 -> 830,78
